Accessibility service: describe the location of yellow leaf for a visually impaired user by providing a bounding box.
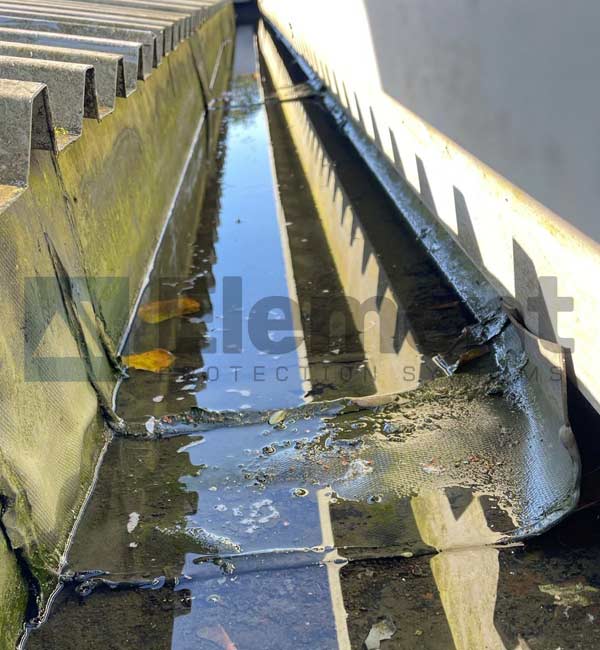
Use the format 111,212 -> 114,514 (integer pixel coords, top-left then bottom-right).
138,297 -> 201,324
123,348 -> 175,373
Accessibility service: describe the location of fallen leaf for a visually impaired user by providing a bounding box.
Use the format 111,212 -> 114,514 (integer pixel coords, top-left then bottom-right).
198,624 -> 238,650
138,297 -> 201,324
432,344 -> 490,376
123,349 -> 175,373
456,344 -> 491,366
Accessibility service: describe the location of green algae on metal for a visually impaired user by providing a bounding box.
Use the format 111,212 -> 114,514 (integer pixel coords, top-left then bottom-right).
0,6 -> 236,649
0,537 -> 28,649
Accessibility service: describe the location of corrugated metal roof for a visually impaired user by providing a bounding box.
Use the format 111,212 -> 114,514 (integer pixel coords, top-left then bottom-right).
0,0 -> 226,190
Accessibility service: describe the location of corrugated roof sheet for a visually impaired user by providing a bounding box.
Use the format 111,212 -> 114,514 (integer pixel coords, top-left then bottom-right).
0,0 -> 226,189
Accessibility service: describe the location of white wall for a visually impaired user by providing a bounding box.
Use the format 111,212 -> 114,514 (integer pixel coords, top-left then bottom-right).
260,0 -> 600,414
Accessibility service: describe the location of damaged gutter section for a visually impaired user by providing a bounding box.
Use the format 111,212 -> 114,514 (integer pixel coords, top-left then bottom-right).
0,1 -> 234,647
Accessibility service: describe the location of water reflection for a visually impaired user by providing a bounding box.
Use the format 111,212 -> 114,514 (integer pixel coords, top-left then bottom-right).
119,16 -> 477,427
120,23 -> 308,420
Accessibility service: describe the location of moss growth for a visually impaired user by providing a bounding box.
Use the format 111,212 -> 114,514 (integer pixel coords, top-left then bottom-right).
0,4 -> 235,647
0,537 -> 27,650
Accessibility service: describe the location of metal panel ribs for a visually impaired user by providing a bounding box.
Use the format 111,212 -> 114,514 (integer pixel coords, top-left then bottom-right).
0,0 -> 226,190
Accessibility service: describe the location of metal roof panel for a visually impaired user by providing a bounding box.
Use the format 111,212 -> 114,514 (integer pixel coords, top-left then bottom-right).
0,0 -> 229,190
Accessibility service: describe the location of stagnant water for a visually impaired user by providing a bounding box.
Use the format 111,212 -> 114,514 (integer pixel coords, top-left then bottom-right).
24,19 -> 600,650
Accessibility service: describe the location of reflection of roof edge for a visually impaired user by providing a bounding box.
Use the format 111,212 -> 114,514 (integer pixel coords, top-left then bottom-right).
0,0 -> 227,190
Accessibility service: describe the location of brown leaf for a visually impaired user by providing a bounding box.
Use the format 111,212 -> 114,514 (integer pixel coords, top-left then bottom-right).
123,348 -> 175,373
198,625 -> 238,650
457,344 -> 490,366
138,297 -> 201,324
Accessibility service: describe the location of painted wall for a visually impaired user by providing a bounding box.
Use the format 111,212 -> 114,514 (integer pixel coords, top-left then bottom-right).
259,0 -> 600,414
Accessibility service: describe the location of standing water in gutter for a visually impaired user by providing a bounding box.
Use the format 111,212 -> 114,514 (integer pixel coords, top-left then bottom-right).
24,19 -> 583,650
